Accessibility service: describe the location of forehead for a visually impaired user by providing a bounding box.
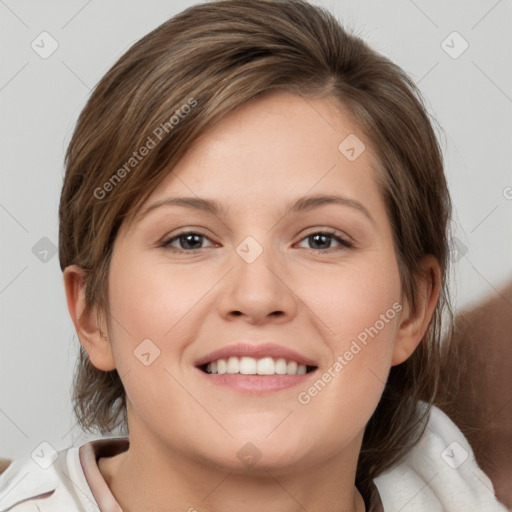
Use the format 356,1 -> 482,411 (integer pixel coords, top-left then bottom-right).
132,91 -> 385,224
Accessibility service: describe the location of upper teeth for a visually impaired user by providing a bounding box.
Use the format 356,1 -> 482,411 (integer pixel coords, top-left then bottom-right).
205,356 -> 309,376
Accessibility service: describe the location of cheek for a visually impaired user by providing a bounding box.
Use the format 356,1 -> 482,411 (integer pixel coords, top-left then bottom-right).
295,249 -> 402,409
281,260 -> 403,462
107,250 -> 212,341
306,249 -> 402,352
104,252 -> 210,423
330,273 -> 401,363
105,249 -> 225,385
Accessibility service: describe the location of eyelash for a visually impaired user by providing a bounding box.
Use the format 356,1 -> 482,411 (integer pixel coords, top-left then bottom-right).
160,229 -> 353,253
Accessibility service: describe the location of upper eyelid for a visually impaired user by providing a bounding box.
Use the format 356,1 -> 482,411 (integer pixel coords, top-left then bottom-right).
162,228 -> 352,249
295,230 -> 354,249
162,231 -> 216,248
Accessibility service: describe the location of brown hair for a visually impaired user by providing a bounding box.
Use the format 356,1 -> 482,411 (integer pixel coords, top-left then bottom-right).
59,0 -> 452,505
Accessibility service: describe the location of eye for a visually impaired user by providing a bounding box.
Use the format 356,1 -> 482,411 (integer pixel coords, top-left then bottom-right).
161,229 -> 352,253
161,231 -> 215,252
296,230 -> 353,252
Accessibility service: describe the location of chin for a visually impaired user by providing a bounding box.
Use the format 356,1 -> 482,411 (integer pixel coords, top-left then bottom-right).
196,433 -> 312,474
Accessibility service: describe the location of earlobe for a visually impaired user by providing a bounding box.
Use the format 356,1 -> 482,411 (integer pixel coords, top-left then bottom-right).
63,264 -> 116,371
391,255 -> 441,366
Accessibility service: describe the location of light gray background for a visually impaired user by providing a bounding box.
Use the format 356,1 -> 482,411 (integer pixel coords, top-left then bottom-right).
1,0 -> 511,459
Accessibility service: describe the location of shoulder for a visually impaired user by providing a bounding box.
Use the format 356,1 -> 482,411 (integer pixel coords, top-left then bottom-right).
373,404 -> 510,512
0,444 -> 99,512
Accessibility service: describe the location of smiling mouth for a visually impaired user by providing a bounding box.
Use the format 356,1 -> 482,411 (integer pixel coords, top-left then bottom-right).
199,356 -> 317,376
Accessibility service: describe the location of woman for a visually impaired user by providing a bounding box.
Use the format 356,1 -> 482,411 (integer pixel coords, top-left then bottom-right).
0,1 -> 507,510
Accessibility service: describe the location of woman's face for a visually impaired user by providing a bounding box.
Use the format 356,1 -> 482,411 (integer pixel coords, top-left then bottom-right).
104,91 -> 406,472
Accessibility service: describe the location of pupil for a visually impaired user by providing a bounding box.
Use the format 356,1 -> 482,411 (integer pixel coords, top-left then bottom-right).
310,233 -> 330,250
180,234 -> 202,250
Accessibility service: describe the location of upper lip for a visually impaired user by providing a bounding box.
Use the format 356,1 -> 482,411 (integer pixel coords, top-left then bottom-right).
194,343 -> 318,368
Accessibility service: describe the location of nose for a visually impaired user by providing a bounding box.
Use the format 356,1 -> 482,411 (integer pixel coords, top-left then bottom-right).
216,241 -> 298,325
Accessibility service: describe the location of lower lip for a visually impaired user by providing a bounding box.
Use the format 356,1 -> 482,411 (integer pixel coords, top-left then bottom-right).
197,368 -> 317,393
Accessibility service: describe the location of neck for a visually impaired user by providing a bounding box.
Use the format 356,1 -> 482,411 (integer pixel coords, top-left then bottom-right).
100,433 -> 366,512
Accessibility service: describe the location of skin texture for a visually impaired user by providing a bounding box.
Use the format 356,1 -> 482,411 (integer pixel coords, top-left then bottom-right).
64,91 -> 439,512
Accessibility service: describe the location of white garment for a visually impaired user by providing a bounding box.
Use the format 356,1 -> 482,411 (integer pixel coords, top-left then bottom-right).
373,405 -> 510,511
0,445 -> 100,511
0,405 -> 508,511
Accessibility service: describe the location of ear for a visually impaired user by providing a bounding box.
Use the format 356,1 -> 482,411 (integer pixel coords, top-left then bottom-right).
392,255 -> 442,366
63,264 -> 116,371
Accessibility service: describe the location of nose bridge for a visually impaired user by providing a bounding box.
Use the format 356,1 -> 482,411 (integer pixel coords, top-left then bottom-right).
235,236 -> 278,288
218,234 -> 297,322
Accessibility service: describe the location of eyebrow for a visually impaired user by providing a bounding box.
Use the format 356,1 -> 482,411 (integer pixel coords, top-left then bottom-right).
138,194 -> 375,225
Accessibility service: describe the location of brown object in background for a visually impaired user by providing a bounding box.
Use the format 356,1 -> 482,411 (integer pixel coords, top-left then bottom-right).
0,458 -> 12,475
438,280 -> 512,508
